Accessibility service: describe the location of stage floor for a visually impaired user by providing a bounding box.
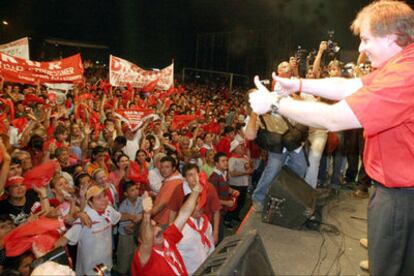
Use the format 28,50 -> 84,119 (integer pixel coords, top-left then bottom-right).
237,190 -> 369,275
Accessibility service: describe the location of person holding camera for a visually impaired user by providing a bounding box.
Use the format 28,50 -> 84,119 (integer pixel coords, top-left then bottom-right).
246,61 -> 308,213
249,1 -> 414,274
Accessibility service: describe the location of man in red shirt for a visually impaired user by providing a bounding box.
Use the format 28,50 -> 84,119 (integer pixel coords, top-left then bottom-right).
167,163 -> 222,244
215,126 -> 235,157
131,178 -> 202,276
248,1 -> 414,275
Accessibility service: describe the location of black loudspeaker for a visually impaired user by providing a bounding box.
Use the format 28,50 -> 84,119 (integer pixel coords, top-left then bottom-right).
262,166 -> 317,229
194,230 -> 275,276
30,247 -> 71,270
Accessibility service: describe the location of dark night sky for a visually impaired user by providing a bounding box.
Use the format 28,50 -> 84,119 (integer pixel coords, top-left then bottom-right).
1,0 -> 414,74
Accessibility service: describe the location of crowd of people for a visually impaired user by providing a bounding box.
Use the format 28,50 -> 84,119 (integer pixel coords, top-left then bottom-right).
0,44 -> 372,275
0,1 -> 413,275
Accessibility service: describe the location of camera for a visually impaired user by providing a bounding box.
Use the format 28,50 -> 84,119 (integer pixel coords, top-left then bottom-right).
327,31 -> 340,55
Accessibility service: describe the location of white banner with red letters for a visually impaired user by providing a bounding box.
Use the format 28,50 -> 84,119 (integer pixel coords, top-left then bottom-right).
0,53 -> 84,85
114,108 -> 159,131
0,37 -> 30,59
109,55 -> 173,90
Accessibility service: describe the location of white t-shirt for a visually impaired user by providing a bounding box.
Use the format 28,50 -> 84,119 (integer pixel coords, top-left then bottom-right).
64,205 -> 121,275
177,216 -> 215,274
148,168 -> 164,194
228,157 -> 250,187
8,126 -> 19,147
123,129 -> 142,160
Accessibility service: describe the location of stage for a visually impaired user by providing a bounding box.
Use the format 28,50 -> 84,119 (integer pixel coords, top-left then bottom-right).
237,190 -> 369,275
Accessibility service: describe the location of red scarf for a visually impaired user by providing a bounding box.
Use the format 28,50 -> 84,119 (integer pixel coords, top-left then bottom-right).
153,240 -> 186,275
186,215 -> 211,249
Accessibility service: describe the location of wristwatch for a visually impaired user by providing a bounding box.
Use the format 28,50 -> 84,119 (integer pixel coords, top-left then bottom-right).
270,95 -> 284,115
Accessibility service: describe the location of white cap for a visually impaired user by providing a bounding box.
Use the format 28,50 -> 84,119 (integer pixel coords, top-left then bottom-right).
230,139 -> 242,152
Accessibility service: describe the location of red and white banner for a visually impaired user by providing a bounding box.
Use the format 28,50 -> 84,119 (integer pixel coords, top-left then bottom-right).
0,53 -> 84,85
114,108 -> 158,131
0,37 -> 30,59
109,55 -> 173,90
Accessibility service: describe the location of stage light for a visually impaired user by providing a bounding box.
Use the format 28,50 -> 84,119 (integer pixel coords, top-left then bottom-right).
2,21 -> 8,26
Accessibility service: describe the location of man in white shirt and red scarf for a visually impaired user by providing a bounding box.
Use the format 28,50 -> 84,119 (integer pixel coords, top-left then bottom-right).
131,177 -> 202,276
176,166 -> 216,274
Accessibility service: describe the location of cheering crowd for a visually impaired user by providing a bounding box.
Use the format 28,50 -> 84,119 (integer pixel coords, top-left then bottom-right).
1,1 -> 414,275
0,43 -> 371,276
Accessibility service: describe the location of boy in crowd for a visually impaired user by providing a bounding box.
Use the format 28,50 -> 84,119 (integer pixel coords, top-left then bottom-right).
117,180 -> 143,275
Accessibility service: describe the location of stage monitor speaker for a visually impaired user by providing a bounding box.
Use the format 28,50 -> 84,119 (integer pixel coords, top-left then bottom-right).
193,230 -> 275,276
262,166 -> 317,229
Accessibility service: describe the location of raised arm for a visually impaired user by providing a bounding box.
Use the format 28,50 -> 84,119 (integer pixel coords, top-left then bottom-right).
312,41 -> 327,79
173,178 -> 202,231
273,74 -> 363,101
244,112 -> 258,140
138,192 -> 154,266
249,76 -> 362,132
0,138 -> 11,196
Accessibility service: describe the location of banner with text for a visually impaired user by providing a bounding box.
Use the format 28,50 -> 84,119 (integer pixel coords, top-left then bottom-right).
0,37 -> 30,59
109,55 -> 173,90
114,108 -> 157,131
0,53 -> 84,85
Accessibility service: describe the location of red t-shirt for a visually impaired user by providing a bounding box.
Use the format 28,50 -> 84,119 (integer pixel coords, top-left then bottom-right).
131,224 -> 188,276
345,42 -> 414,188
216,136 -> 232,156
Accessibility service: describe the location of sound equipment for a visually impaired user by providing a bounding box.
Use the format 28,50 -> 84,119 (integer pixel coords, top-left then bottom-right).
194,230 -> 275,276
30,247 -> 71,270
262,166 -> 317,229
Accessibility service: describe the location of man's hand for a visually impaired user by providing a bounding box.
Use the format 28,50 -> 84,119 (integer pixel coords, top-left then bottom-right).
192,174 -> 203,194
319,41 -> 328,53
142,192 -> 153,214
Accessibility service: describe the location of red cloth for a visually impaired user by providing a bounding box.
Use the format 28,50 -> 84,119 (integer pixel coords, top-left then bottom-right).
0,98 -> 15,120
128,161 -> 149,187
186,215 -> 211,249
4,217 -> 63,257
202,122 -> 221,135
23,160 -> 60,189
23,94 -> 45,105
345,42 -> 414,188
11,118 -> 28,133
142,79 -> 159,93
216,136 -> 232,157
131,224 -> 187,276
171,115 -> 198,130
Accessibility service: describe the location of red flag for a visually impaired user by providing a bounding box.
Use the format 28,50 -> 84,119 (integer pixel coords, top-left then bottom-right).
141,78 -> 159,93
11,118 -> 28,133
171,115 -> 198,130
4,217 -> 63,257
78,93 -> 95,101
114,108 -> 154,131
23,94 -> 45,105
23,160 -> 59,189
202,122 -> 221,135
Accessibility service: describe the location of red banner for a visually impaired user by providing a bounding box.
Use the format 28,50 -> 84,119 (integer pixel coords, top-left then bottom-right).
114,108 -> 157,131
109,55 -> 173,90
0,53 -> 84,85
